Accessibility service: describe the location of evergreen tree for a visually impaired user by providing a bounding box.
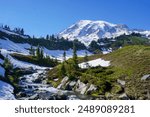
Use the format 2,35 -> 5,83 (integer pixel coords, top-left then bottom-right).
29,45 -> 35,56
40,48 -> 44,60
3,56 -> 13,71
36,46 -> 40,60
63,51 -> 66,62
20,28 -> 24,35
72,40 -> 79,70
84,51 -> 90,68
46,35 -> 49,40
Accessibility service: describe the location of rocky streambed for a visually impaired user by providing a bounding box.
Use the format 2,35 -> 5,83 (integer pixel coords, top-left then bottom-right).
16,68 -> 93,100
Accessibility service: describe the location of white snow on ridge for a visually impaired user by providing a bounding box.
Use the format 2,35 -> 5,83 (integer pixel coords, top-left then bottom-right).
79,58 -> 110,69
8,55 -> 48,70
43,48 -> 92,61
0,80 -> 15,100
0,38 -> 29,55
0,49 -> 48,70
0,38 -> 92,61
58,20 -> 130,46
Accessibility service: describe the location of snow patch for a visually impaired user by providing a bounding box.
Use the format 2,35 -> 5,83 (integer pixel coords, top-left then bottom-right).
43,48 -> 92,61
0,38 -> 29,55
0,80 -> 15,100
79,58 -> 110,68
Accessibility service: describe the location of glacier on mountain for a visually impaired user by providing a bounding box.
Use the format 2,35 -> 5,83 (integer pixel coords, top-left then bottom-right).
58,20 -> 150,46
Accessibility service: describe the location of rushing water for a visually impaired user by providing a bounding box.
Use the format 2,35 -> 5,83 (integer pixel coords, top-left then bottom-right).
16,68 -> 91,100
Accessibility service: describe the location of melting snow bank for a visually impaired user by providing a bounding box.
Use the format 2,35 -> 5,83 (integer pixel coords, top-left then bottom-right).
43,48 -> 92,61
0,80 -> 16,100
79,58 -> 110,69
8,55 -> 48,70
0,49 -> 48,70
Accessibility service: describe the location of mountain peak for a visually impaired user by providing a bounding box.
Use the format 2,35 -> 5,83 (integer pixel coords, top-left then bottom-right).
58,20 -> 130,45
58,20 -> 150,46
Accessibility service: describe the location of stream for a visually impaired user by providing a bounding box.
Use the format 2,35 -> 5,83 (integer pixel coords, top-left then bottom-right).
16,68 -> 91,100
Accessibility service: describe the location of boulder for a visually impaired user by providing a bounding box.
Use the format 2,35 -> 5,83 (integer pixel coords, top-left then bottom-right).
141,74 -> 150,81
28,94 -> 39,100
34,78 -> 42,83
105,92 -> 114,99
16,92 -> 27,98
75,80 -> 88,94
57,76 -> 69,89
19,67 -> 35,75
65,81 -> 76,91
86,84 -> 97,95
117,79 -> 126,87
119,93 -> 129,100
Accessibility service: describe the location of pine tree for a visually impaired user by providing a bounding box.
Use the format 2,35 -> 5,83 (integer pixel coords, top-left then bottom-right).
20,28 -> 24,35
84,51 -> 89,68
46,35 -> 49,40
40,48 -> 44,60
29,45 -> 35,56
63,51 -> 66,62
4,56 -> 13,71
72,40 -> 79,70
36,46 -> 40,60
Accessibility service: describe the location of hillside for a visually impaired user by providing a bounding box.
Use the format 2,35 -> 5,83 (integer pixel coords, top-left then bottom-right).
48,45 -> 150,99
0,24 -> 150,100
103,45 -> 150,99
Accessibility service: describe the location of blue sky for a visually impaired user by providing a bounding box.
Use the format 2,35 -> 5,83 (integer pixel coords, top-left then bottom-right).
0,0 -> 150,37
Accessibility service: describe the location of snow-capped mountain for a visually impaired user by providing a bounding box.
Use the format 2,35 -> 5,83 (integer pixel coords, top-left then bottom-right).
58,20 -> 150,46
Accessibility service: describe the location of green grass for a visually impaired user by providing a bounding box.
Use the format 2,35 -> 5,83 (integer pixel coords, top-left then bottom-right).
47,45 -> 150,99
103,45 -> 150,99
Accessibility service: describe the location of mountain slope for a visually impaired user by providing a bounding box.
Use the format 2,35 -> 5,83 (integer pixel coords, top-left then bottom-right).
102,45 -> 150,99
58,20 -> 150,46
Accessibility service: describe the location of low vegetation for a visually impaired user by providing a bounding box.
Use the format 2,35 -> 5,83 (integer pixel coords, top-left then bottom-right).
48,45 -> 150,99
11,46 -> 59,67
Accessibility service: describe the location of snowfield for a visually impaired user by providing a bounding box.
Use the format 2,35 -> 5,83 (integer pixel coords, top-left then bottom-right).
0,80 -> 15,100
0,49 -> 48,70
0,38 -> 92,61
58,20 -> 130,46
0,38 -> 29,55
8,55 -> 48,70
58,20 -> 150,46
79,58 -> 110,68
43,47 -> 92,61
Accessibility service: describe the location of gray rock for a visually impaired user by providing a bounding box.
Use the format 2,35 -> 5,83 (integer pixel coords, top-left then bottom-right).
75,80 -> 88,94
86,84 -> 97,95
141,74 -> 150,81
57,76 -> 69,89
28,94 -> 39,100
69,81 -> 76,87
20,67 -> 35,74
34,78 -> 42,83
16,92 -> 27,98
42,80 -> 47,84
65,81 -> 77,91
119,93 -> 129,100
117,79 -> 126,86
105,92 -> 114,99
